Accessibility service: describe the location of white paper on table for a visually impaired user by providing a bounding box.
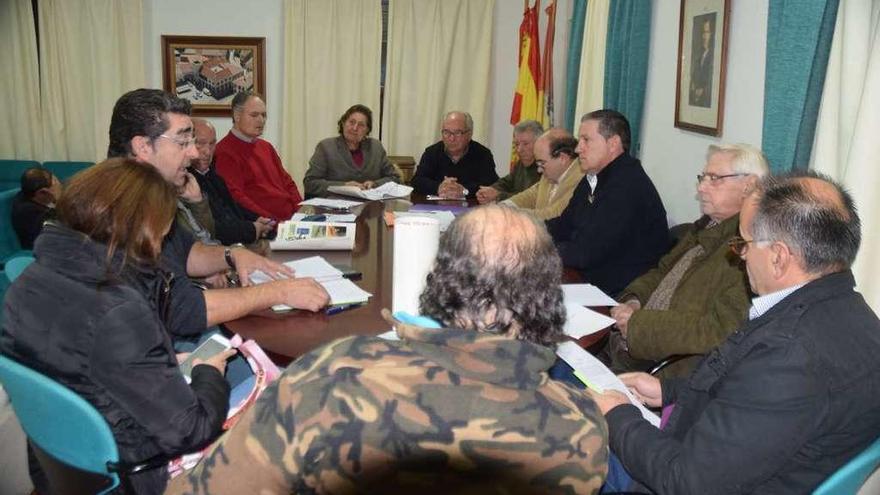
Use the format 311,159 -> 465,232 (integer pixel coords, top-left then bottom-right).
564,303 -> 617,338
425,195 -> 466,201
291,213 -> 358,223
284,256 -> 343,281
328,182 -> 413,200
562,284 -> 620,307
393,210 -> 456,232
321,278 -> 372,305
556,341 -> 661,427
298,197 -> 363,209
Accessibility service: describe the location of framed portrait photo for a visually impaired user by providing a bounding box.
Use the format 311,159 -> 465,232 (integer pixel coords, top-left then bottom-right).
674,0 -> 730,136
161,35 -> 266,117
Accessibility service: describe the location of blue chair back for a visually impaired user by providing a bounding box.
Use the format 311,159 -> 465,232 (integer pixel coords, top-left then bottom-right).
42,161 -> 93,182
4,255 -> 35,282
0,188 -> 24,261
0,355 -> 121,493
0,160 -> 40,192
813,436 -> 880,495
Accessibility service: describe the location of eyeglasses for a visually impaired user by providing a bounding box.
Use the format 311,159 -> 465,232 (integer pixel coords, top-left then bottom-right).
346,119 -> 368,129
441,129 -> 469,138
157,133 -> 196,149
728,235 -> 769,256
697,173 -> 748,184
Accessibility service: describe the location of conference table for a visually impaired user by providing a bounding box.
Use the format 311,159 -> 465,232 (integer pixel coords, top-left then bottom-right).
223,195 -> 611,366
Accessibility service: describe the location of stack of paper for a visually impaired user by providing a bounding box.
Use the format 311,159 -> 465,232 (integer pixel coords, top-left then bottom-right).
327,182 -> 413,200
298,197 -> 363,210
249,256 -> 372,311
556,341 -> 660,427
290,212 -> 357,223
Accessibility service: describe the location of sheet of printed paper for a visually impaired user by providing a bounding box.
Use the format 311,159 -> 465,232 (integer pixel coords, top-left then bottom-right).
556,341 -> 661,427
563,303 -> 617,338
562,284 -> 620,307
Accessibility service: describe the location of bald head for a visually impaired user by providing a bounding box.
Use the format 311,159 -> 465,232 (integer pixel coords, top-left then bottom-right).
534,128 -> 578,183
419,205 -> 566,346
192,118 -> 217,172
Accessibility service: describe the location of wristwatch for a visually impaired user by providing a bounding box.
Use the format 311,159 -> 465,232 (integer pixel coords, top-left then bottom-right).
224,243 -> 245,269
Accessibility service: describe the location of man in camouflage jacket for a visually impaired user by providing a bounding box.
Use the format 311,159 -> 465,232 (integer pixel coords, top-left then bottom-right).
172,205 -> 608,494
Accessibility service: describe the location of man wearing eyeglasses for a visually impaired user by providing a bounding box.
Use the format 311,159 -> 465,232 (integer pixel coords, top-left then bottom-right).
588,172 -> 880,494
604,143 -> 768,377
108,89 -> 329,342
411,111 -> 498,199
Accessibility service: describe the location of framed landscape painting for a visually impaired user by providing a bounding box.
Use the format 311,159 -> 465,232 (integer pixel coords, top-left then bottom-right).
674,0 -> 730,136
161,35 -> 266,117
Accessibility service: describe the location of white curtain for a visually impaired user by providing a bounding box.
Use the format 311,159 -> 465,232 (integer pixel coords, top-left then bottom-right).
281,0 -> 382,182
811,0 -> 880,310
0,0 -> 42,159
381,0 -> 495,161
38,0 -> 145,162
572,0 -> 610,132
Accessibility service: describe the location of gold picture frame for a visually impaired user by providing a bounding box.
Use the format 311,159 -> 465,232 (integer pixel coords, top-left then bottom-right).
674,0 -> 730,136
161,35 -> 266,117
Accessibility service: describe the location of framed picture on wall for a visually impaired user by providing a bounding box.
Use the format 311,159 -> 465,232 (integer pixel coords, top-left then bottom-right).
161,35 -> 266,117
674,0 -> 730,136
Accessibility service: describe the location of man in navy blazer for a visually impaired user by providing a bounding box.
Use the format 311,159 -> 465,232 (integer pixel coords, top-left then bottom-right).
590,172 -> 880,493
546,110 -> 668,296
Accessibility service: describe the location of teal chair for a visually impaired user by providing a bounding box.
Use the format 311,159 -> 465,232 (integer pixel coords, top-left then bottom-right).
4,255 -> 34,282
813,436 -> 880,495
42,161 -> 93,182
0,160 -> 40,192
0,355 -> 168,494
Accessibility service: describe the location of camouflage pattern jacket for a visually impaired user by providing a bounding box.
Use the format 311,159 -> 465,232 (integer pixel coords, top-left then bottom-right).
171,322 -> 609,494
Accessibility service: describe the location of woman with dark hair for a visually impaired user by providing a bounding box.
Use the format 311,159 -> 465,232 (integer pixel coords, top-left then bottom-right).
0,158 -> 231,494
303,104 -> 401,197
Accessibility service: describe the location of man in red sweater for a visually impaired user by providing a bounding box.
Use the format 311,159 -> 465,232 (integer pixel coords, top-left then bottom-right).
214,92 -> 303,221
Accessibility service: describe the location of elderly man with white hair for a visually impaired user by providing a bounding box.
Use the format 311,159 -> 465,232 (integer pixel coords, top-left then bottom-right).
605,143 -> 770,377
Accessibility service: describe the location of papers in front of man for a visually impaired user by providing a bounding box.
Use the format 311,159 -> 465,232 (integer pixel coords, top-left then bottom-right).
291,213 -> 358,223
562,284 -> 620,307
327,182 -> 413,201
392,210 -> 456,232
298,197 -> 363,210
564,304 -> 616,338
556,341 -> 661,427
269,221 -> 355,250
249,256 -> 372,312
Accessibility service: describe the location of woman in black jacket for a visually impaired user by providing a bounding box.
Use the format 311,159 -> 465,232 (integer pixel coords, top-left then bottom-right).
1,158 -> 231,494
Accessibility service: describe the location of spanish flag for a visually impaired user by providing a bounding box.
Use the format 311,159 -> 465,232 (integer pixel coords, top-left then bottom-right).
510,0 -> 542,168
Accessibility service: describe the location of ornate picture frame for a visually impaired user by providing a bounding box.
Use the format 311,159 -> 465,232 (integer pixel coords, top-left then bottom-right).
674,0 -> 730,136
161,35 -> 266,117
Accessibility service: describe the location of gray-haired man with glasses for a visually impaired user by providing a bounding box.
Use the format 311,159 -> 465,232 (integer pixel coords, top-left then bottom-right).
604,143 -> 769,378
412,110 -> 498,199
589,171 -> 880,494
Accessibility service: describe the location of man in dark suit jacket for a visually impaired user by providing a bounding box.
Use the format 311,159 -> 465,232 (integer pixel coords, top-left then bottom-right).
11,168 -> 61,249
412,111 -> 498,200
590,172 -> 880,493
546,110 -> 669,296
190,119 -> 275,246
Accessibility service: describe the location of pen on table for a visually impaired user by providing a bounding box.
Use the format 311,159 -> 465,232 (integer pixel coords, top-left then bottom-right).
325,303 -> 363,315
